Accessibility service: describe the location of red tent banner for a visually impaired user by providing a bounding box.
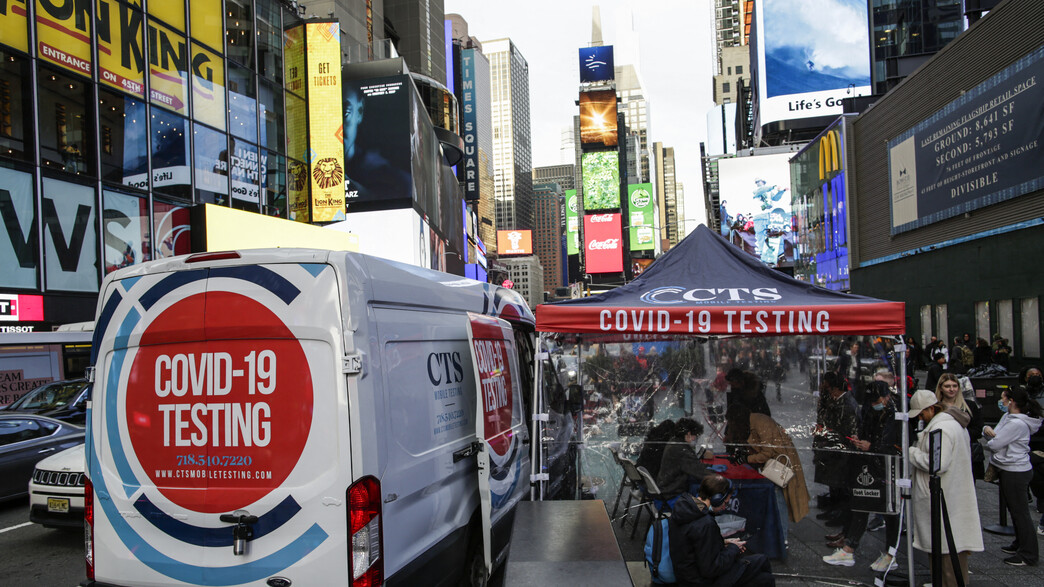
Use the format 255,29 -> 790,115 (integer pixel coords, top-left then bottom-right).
536,225 -> 905,337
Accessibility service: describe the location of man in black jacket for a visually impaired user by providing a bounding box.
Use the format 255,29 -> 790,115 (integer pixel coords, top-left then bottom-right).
668,474 -> 775,586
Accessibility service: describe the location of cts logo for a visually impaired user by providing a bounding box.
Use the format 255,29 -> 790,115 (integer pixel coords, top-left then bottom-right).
428,352 -> 464,386
639,287 -> 783,304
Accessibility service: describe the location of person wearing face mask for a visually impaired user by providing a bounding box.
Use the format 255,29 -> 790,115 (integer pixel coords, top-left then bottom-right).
823,381 -> 902,572
725,403 -> 810,540
668,474 -> 776,586
908,389 -> 983,585
984,387 -> 1043,566
656,418 -> 708,501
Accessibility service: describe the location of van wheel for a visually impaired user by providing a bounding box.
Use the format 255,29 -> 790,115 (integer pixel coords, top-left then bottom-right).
462,536 -> 488,587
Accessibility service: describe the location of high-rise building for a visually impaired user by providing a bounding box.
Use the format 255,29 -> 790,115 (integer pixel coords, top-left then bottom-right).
384,0 -> 446,81
615,64 -> 650,183
713,45 -> 749,105
869,0 -> 965,95
714,0 -> 753,54
484,39 -> 533,232
532,165 -> 576,192
676,182 -> 686,240
532,182 -> 564,292
653,143 -> 681,247
501,256 -> 544,309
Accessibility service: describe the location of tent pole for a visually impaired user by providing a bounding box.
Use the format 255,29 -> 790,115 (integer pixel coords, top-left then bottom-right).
898,341 -> 914,587
531,333 -> 546,501
575,335 -> 585,500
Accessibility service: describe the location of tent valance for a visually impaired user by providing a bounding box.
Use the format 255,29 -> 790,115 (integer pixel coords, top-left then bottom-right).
536,225 -> 905,337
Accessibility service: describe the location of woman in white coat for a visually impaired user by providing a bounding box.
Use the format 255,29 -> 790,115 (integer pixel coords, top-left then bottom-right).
907,389 -> 983,586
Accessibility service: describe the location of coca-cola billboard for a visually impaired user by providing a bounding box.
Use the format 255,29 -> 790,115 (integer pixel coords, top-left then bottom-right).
584,213 -> 623,274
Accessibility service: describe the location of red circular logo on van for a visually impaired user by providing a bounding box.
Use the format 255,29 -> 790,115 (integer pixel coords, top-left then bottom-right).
126,292 -> 313,513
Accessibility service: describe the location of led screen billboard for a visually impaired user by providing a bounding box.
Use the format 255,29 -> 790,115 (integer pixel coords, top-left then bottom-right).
718,153 -> 794,267
342,74 -> 413,209
565,189 -> 580,255
579,90 -> 619,147
626,183 -> 655,251
579,45 -> 614,83
305,21 -> 345,223
755,0 -> 870,125
498,230 -> 533,256
582,151 -> 620,210
584,213 -> 623,274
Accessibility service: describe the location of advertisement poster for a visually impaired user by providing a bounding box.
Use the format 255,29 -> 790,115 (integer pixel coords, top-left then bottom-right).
153,201 -> 191,259
35,0 -> 92,77
579,45 -> 614,83
0,0 -> 28,53
102,190 -> 150,274
148,20 -> 190,115
0,166 -> 37,289
283,25 -> 309,222
189,0 -> 224,52
584,213 -> 623,274
579,89 -> 618,147
888,47 -> 1044,234
42,178 -> 97,292
565,189 -> 579,255
342,74 -> 412,208
497,230 -> 532,256
756,0 -> 870,125
718,153 -> 794,267
626,183 -> 655,251
192,43 -> 226,130
97,0 -> 146,98
305,22 -> 345,223
582,151 -> 620,210
0,345 -> 62,406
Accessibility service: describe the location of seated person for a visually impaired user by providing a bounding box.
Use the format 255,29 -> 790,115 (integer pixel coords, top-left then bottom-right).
636,420 -> 676,481
656,418 -> 708,500
669,474 -> 776,586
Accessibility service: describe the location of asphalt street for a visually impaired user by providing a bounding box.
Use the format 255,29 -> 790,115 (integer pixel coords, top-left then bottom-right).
0,496 -> 83,586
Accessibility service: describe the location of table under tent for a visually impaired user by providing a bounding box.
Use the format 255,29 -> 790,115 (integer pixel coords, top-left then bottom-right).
525,225 -> 918,585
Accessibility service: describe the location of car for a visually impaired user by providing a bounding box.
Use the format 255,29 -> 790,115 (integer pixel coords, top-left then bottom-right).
29,444 -> 85,528
0,379 -> 90,425
0,414 -> 84,502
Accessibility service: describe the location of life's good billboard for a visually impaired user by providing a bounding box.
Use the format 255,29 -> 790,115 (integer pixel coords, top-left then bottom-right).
497,229 -> 532,256
582,151 -> 620,210
579,90 -> 618,147
627,183 -> 655,251
584,213 -> 623,274
755,0 -> 870,126
718,153 -> 794,267
35,0 -> 93,77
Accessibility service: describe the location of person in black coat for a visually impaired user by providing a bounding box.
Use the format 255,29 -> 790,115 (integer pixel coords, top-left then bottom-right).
925,352 -> 947,393
636,420 -> 676,481
668,474 -> 775,586
656,418 -> 708,499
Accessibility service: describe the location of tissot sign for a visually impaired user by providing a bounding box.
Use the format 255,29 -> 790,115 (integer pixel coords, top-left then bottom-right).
584,213 -> 623,274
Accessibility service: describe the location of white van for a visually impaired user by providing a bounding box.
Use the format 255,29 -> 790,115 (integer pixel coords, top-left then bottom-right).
84,249 -> 535,587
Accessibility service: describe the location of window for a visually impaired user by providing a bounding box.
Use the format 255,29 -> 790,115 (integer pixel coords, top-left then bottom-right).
99,90 -> 148,186
230,138 -> 260,212
228,64 -> 258,142
102,190 -> 151,273
736,65 -> 743,75
934,305 -> 948,344
0,418 -> 57,446
226,0 -> 255,68
0,164 -> 38,289
1022,298 -> 1040,358
722,82 -> 731,94
256,0 -> 283,83
153,200 -> 191,258
259,80 -> 284,153
151,109 -> 192,200
193,123 -> 229,204
998,299 -> 1013,348
191,43 -> 226,131
42,177 -> 97,292
263,151 -> 286,218
0,50 -> 34,161
976,301 -> 990,343
920,305 -> 931,346
38,69 -> 93,175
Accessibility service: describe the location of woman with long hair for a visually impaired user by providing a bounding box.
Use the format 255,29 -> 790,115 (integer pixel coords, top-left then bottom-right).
984,387 -> 1043,566
936,373 -> 985,478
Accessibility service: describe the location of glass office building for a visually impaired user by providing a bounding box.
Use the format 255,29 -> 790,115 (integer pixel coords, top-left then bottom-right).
0,0 -> 303,328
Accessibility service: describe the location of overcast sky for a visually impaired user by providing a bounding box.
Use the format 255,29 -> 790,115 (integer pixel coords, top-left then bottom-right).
444,0 -> 716,230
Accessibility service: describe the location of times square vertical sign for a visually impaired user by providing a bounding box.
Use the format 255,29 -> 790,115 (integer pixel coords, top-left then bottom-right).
888,47 -> 1044,234
460,48 -> 480,202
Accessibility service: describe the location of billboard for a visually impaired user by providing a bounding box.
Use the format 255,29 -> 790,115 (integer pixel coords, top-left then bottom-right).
581,151 -> 620,210
888,48 -> 1044,234
0,0 -> 28,53
793,121 -> 849,290
579,90 -> 618,147
35,0 -> 92,77
626,183 -> 655,251
564,189 -> 579,255
755,0 -> 870,125
342,74 -> 413,209
584,213 -> 623,274
718,153 -> 794,267
579,45 -> 614,83
97,0 -> 146,98
305,22 -> 345,223
459,48 -> 491,202
497,230 -> 533,256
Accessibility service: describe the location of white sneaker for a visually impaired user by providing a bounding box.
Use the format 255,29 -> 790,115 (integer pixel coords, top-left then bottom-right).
870,553 -> 898,572
823,548 -> 855,567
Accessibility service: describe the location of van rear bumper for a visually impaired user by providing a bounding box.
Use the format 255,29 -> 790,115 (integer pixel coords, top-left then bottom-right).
80,581 -> 127,587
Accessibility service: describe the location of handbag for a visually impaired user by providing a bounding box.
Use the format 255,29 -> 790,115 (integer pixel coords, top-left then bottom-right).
983,462 -> 1000,484
760,454 -> 795,488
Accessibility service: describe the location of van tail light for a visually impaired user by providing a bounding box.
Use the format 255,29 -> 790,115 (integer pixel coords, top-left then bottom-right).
85,476 -> 95,580
348,476 -> 383,587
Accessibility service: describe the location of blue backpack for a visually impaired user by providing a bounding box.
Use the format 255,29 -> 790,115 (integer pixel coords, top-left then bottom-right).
644,513 -> 676,584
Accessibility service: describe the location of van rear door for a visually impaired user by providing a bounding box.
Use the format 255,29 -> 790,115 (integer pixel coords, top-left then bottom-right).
465,313 -> 529,574
90,259 -> 351,586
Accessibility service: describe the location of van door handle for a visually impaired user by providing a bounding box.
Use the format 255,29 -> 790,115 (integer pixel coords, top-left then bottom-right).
38,447 -> 56,454
453,442 -> 482,463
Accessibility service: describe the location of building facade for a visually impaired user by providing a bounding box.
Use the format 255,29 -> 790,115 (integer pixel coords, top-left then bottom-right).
385,0 -> 445,82
0,0 -> 305,330
501,255 -> 544,309
532,182 -> 564,292
653,143 -> 680,247
615,64 -> 650,183
869,0 -> 964,95
484,38 -> 533,232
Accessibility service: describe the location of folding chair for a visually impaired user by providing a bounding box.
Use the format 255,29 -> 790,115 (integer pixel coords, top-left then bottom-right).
633,465 -> 668,539
609,447 -> 643,521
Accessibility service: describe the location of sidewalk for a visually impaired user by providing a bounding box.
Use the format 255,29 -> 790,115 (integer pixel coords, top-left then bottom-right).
610,370 -> 1044,586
